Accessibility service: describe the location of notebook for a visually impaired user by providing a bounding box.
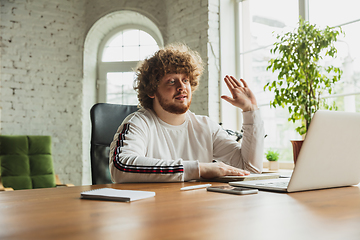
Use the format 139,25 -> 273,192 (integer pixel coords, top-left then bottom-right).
230,110 -> 360,193
80,188 -> 155,202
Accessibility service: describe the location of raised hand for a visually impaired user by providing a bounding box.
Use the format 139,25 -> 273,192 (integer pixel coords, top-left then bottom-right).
221,75 -> 258,112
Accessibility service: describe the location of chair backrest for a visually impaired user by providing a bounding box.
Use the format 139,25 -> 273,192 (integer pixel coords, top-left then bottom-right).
90,103 -> 138,185
0,135 -> 56,190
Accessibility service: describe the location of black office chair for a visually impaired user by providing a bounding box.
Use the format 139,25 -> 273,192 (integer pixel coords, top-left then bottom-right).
90,103 -> 138,185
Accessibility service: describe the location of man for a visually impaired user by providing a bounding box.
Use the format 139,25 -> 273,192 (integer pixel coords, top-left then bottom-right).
109,43 -> 264,183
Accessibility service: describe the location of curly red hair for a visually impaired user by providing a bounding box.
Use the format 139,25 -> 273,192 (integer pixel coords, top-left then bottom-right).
134,43 -> 203,109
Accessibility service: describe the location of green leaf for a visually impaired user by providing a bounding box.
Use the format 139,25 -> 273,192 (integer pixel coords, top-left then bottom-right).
264,16 -> 342,135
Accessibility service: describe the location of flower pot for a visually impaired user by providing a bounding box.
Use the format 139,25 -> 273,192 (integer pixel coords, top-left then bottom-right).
290,140 -> 304,165
268,161 -> 279,171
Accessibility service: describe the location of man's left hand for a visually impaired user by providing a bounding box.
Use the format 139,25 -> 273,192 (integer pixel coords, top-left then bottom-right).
221,75 -> 258,112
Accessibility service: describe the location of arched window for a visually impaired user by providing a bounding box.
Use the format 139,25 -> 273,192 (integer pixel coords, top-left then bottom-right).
83,11 -> 164,185
97,27 -> 161,104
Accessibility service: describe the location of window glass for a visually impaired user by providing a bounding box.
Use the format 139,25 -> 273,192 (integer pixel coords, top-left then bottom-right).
242,0 -> 298,104
140,45 -> 159,60
123,29 -> 140,47
239,0 -> 360,162
106,72 -> 138,104
140,30 -> 158,45
100,28 -> 160,104
309,0 -> 360,27
102,29 -> 159,62
309,1 -> 360,113
240,0 -> 299,162
123,46 -> 140,61
102,32 -> 124,62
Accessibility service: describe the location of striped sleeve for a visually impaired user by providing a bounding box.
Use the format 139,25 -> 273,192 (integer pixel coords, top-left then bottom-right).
109,120 -> 199,183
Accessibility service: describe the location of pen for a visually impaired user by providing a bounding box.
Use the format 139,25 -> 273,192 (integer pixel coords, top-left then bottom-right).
180,184 -> 212,191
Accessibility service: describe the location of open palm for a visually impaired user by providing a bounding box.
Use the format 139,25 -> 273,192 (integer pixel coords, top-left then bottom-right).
221,75 -> 258,112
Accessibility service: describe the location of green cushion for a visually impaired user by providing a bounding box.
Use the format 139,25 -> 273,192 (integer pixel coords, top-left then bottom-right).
1,155 -> 30,176
2,176 -> 32,190
0,135 -> 28,155
29,155 -> 54,175
0,135 -> 56,190
28,136 -> 52,155
32,175 -> 56,189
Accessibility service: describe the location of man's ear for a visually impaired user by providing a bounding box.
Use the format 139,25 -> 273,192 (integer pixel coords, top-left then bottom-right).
148,95 -> 155,99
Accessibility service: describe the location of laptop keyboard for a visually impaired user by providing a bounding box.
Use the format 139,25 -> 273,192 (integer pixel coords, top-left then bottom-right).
255,181 -> 289,188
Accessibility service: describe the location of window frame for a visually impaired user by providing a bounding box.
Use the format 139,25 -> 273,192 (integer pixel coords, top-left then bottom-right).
97,24 -> 163,103
233,0 -> 360,166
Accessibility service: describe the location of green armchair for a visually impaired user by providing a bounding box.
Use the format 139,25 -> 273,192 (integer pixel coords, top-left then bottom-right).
0,135 -> 72,191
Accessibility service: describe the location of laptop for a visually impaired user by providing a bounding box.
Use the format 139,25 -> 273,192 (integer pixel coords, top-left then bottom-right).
203,173 -> 281,182
230,110 -> 360,193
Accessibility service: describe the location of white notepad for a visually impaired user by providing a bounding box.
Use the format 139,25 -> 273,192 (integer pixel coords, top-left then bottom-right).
80,188 -> 155,202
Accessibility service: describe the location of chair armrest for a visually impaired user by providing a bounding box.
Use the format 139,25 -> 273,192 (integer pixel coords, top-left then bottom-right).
0,186 -> 14,191
0,178 -> 14,191
55,175 -> 74,187
56,183 -> 75,187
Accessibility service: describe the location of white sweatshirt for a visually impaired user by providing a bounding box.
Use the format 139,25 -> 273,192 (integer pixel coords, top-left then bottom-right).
109,108 -> 264,183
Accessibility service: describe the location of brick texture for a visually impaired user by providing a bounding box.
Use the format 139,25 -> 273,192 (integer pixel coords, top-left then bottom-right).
165,0 -> 220,120
1,0 -> 86,186
0,0 -> 221,185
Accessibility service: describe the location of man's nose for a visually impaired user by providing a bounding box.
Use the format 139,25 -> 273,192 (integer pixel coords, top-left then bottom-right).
176,80 -> 186,90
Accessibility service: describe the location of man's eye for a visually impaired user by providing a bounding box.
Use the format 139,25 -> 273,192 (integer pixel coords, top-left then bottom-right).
169,80 -> 175,84
183,79 -> 189,83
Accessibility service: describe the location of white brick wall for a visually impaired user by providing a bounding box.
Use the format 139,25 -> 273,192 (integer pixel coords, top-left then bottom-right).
165,0 -> 221,122
0,0 -> 221,185
84,0 -> 167,39
208,0 -> 220,121
1,0 -> 86,185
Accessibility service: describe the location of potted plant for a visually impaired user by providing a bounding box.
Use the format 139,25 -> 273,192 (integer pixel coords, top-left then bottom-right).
265,149 -> 280,171
264,18 -> 343,163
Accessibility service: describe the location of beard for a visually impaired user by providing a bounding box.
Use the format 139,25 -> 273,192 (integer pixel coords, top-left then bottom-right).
155,91 -> 191,114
